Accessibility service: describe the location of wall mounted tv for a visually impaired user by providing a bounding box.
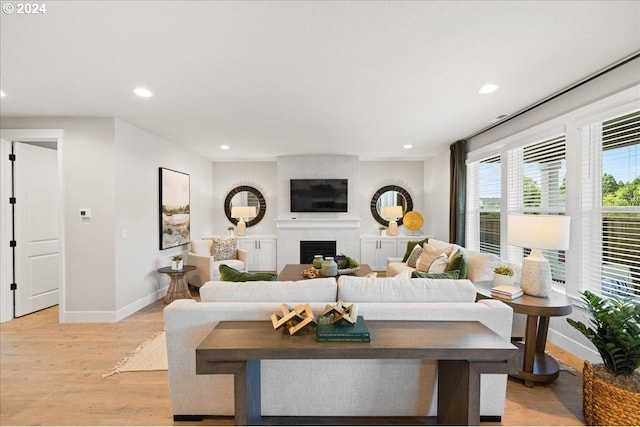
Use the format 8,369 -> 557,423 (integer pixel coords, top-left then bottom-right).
290,179 -> 348,212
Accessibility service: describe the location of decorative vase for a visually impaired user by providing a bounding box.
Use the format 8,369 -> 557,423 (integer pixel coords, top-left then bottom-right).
312,255 -> 324,269
494,273 -> 515,287
171,260 -> 183,270
321,257 -> 338,277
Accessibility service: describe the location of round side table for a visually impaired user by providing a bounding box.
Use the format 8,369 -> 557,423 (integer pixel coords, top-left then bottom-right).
475,281 -> 573,387
158,265 -> 197,304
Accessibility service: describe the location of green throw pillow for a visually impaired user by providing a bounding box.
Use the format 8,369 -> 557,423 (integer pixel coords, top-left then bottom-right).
402,238 -> 429,263
219,264 -> 277,282
446,250 -> 468,279
411,270 -> 460,279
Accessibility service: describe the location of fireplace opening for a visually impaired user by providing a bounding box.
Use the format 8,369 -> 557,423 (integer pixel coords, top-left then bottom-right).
300,240 -> 336,264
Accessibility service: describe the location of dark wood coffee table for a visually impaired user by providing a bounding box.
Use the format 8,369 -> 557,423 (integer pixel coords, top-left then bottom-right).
277,263 -> 373,281
196,320 -> 518,425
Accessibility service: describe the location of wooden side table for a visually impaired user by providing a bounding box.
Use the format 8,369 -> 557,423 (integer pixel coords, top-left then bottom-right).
475,281 -> 573,387
158,265 -> 197,304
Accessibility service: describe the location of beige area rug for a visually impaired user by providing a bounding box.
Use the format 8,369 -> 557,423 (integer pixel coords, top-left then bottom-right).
103,331 -> 167,377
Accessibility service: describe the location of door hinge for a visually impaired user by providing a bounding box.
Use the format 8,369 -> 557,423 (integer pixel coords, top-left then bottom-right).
9,240 -> 16,247
10,283 -> 17,291
9,154 -> 16,161
9,197 -> 16,204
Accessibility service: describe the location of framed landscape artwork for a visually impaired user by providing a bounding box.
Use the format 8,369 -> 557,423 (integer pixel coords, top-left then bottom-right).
159,167 -> 190,250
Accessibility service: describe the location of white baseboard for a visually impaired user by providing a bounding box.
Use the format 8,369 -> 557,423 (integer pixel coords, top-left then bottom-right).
62,286 -> 168,323
548,327 -> 600,363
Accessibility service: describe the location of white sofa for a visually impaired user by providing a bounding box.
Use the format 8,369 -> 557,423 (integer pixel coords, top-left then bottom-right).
164,275 -> 514,421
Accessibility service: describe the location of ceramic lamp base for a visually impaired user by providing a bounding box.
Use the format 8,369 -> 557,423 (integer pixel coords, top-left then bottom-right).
387,220 -> 399,236
520,255 -> 552,297
236,220 -> 246,236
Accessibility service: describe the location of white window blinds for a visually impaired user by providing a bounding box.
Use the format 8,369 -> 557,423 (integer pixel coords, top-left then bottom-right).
508,135 -> 567,284
466,155 -> 501,254
581,110 -> 640,298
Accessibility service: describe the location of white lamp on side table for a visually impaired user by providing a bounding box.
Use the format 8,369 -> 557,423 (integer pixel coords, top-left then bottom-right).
381,206 -> 403,237
508,214 -> 571,297
231,206 -> 257,236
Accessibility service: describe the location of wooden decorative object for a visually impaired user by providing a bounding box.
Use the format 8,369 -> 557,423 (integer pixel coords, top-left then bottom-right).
301,267 -> 319,278
322,300 -> 359,325
270,304 -> 317,335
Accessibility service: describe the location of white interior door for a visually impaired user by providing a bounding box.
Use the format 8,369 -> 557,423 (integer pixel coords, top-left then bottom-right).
14,142 -> 60,317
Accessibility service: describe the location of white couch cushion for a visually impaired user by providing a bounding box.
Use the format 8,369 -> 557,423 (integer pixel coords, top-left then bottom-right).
337,275 -> 476,302
200,278 -> 337,302
460,248 -> 503,282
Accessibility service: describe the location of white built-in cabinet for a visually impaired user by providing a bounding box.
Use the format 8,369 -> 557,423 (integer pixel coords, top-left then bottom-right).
360,235 -> 430,271
237,235 -> 277,272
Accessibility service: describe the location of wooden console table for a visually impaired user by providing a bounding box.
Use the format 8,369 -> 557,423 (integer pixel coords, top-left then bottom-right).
196,320 -> 518,425
475,281 -> 573,387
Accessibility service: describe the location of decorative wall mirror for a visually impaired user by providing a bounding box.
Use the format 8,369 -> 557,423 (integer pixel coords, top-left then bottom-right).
370,185 -> 413,227
224,186 -> 266,227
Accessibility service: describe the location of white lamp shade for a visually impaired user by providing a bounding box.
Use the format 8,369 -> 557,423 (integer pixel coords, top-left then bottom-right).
508,214 -> 571,250
381,206 -> 403,221
231,206 -> 257,220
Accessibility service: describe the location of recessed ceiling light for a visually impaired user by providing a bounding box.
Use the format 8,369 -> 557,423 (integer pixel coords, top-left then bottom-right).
220,145 -> 230,150
0,91 -> 6,98
133,87 -> 153,98
403,144 -> 413,149
478,83 -> 499,94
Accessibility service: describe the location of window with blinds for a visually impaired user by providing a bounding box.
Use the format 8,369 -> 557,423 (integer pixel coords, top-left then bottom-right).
582,110 -> 640,298
466,155 -> 501,255
508,136 -> 567,284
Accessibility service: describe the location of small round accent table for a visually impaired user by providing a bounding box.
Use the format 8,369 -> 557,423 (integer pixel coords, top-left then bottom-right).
157,265 -> 196,304
475,281 -> 573,387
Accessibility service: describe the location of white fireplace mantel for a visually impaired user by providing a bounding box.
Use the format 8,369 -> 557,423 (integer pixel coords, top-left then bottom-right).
276,218 -> 361,229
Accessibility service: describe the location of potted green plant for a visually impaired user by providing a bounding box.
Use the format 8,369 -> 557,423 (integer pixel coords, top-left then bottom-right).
379,226 -> 387,237
227,226 -> 234,236
171,254 -> 184,270
566,291 -> 640,425
493,265 -> 515,286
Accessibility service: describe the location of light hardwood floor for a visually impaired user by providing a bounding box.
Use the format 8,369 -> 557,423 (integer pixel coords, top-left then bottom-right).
0,295 -> 585,426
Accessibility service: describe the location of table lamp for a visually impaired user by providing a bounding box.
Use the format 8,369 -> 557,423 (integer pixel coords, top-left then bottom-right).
381,206 -> 403,236
508,214 -> 571,297
231,206 -> 257,236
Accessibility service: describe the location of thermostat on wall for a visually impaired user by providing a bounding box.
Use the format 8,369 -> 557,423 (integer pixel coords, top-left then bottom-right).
80,208 -> 92,219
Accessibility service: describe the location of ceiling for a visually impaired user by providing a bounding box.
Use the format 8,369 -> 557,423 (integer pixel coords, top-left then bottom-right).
1,1 -> 639,161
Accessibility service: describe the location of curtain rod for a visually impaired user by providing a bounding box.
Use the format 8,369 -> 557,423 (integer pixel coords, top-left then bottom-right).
464,50 -> 640,141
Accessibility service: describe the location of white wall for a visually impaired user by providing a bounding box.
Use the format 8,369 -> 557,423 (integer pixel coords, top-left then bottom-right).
423,148 -> 451,241
1,117 -> 213,322
114,119 -> 214,319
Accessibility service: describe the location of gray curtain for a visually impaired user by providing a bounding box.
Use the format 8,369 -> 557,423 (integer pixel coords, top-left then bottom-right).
449,140 -> 467,246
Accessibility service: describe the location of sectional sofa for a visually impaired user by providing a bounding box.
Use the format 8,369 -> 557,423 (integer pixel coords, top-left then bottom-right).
164,274 -> 514,421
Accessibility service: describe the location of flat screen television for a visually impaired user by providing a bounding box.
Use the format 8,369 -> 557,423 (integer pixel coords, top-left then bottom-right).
290,179 -> 348,212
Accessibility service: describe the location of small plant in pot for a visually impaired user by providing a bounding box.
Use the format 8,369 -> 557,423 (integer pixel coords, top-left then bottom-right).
493,265 -> 515,286
566,291 -> 640,426
227,226 -> 234,236
171,255 -> 184,270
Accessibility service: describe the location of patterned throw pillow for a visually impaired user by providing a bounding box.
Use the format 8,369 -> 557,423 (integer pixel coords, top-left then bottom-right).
211,237 -> 237,261
428,253 -> 450,273
406,244 -> 423,268
415,244 -> 442,272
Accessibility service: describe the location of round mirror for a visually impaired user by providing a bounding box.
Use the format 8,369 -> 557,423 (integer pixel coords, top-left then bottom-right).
224,186 -> 266,227
370,185 -> 413,227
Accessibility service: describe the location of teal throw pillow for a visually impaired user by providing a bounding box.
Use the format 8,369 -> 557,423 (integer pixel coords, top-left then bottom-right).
402,238 -> 429,263
446,250 -> 468,280
411,270 -> 460,279
219,264 -> 277,282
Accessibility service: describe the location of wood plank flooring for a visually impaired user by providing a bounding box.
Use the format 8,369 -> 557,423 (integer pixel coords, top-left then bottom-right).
0,296 -> 585,426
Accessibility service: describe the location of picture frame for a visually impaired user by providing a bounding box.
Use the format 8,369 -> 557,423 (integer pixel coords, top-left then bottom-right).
159,167 -> 190,250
